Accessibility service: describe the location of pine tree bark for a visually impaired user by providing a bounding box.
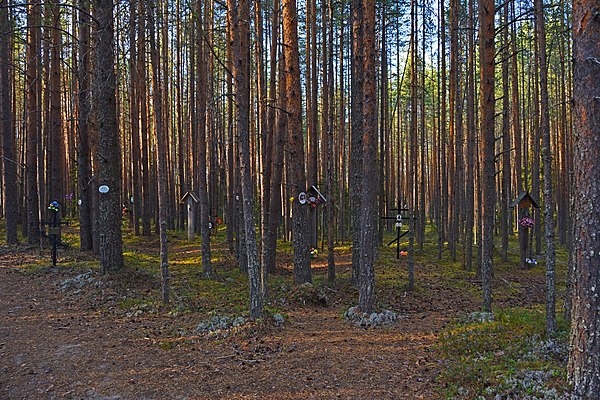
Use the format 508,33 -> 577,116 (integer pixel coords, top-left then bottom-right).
319,0 -> 335,280
325,0 -> 335,282
448,0 -> 459,260
534,0 -> 556,336
306,0 -> 318,249
138,2 -> 152,237
175,0 -> 185,232
94,0 -> 124,273
567,0 -> 600,395
78,0 -> 93,251
26,0 -> 41,245
196,0 -> 212,277
409,0 -> 417,247
231,0 -> 264,316
148,3 -> 170,304
149,0 -> 170,303
349,0 -> 363,285
464,0 -> 475,272
556,0 -> 569,245
49,0 -> 64,208
0,0 -> 17,245
531,45 -> 542,257
282,0 -> 312,284
511,0 -> 522,195
438,0 -> 448,260
263,0 -> 283,275
128,0 -> 141,237
479,0 -> 495,313
501,5 -> 511,262
358,0 -> 377,314
419,3 -> 427,248
225,0 -> 237,256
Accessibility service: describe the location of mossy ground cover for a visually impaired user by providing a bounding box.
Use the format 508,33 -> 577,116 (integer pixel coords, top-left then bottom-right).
439,307 -> 570,399
0,219 -> 572,398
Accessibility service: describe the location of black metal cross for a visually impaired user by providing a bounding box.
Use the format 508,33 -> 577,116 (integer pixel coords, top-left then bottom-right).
40,210 -> 69,266
381,206 -> 414,259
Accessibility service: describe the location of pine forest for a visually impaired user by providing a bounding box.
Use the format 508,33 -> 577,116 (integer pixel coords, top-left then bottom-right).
0,0 -> 599,397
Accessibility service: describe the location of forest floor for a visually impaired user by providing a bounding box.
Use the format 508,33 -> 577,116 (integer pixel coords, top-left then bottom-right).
0,226 -> 573,399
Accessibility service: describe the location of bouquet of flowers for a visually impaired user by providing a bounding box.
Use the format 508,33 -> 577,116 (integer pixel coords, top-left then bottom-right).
518,216 -> 535,228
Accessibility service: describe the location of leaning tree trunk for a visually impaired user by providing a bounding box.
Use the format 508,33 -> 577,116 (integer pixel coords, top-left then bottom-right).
282,0 -> 312,285
478,0 -> 495,313
94,0 -> 123,273
567,0 -> 600,395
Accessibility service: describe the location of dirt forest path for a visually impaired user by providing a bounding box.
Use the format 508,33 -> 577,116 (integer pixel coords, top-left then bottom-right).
0,256 -> 452,400
0,245 -> 547,400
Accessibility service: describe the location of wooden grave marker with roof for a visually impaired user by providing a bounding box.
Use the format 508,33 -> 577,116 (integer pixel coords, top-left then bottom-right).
180,191 -> 200,242
510,191 -> 540,269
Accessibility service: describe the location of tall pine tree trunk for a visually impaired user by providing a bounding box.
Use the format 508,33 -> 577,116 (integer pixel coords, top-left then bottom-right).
138,3 -> 152,237
196,0 -> 212,277
231,0 -> 263,316
501,5 -> 511,262
568,0 -> 600,394
49,0 -> 64,209
0,0 -> 17,244
479,0 -> 495,313
26,0 -> 41,245
78,0 -> 93,251
448,0 -> 459,260
358,0 -> 377,314
464,0 -> 475,271
534,0 -> 556,336
149,0 -> 170,302
128,0 -> 141,237
282,0 -> 312,284
263,0 -> 282,275
95,0 -> 123,273
349,0 -> 363,285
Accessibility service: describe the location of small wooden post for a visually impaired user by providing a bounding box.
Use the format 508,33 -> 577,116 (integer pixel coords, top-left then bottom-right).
180,192 -> 199,242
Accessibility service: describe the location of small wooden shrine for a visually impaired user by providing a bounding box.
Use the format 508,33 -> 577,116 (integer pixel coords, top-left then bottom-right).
510,191 -> 540,269
180,191 -> 200,242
